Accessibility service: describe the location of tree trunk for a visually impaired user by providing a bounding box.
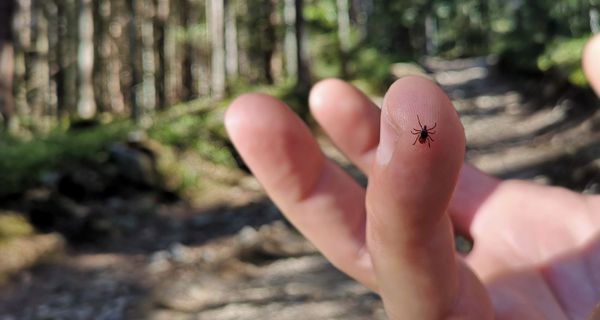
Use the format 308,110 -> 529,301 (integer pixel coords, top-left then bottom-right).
283,0 -> 297,78
13,0 -> 32,123
0,0 -> 16,130
128,0 -> 141,121
105,0 -> 126,114
140,0 -> 156,112
295,0 -> 310,92
225,0 -> 238,78
93,0 -> 109,113
591,7 -> 599,33
237,0 -> 251,80
196,0 -> 210,97
209,0 -> 226,98
54,0 -> 77,118
77,0 -> 96,119
46,1 -> 59,120
164,0 -> 180,105
180,0 -> 193,100
154,0 -> 169,109
336,0 -> 350,77
260,0 -> 276,84
355,0 -> 372,41
29,0 -> 51,124
424,12 -> 437,56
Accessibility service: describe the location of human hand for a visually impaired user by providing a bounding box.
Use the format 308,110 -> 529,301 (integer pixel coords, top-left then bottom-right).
224,34 -> 600,319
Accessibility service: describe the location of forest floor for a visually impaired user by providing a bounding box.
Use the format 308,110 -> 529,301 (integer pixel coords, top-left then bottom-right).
2,57 -> 600,320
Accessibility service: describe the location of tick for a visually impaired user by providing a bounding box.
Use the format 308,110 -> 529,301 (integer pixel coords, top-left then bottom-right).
411,115 -> 436,148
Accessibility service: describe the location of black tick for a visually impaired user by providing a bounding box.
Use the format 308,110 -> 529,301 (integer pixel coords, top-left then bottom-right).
411,115 -> 436,148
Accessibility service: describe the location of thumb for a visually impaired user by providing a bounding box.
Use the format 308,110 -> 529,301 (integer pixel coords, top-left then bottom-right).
366,77 -> 492,319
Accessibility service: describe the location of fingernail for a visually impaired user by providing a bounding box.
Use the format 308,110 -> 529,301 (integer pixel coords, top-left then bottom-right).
376,114 -> 397,166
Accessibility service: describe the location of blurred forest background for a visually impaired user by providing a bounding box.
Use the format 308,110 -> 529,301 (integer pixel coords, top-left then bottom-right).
0,0 -> 597,129
1,0 -> 600,319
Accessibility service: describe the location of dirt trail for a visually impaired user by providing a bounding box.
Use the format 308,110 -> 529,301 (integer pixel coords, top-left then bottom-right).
428,57 -> 600,189
2,58 -> 599,319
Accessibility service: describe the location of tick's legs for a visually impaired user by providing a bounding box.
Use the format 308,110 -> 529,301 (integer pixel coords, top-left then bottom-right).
411,129 -> 421,134
412,135 -> 419,145
417,115 -> 423,128
429,122 -> 437,130
427,136 -> 434,148
428,130 -> 436,135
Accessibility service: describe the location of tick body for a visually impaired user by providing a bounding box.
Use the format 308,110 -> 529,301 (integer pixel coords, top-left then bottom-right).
411,115 -> 436,148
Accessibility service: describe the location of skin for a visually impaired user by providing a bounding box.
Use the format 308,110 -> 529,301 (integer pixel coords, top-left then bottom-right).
225,34 -> 600,319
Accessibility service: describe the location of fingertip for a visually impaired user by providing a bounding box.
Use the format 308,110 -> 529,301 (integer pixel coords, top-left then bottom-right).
308,78 -> 381,172
379,75 -> 465,168
309,78 -> 344,112
309,78 -> 374,116
225,92 -> 326,203
370,75 -> 466,231
225,93 -> 279,137
583,34 -> 600,96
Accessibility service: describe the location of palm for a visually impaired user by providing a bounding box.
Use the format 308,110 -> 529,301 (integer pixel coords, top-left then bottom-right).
465,180 -> 600,319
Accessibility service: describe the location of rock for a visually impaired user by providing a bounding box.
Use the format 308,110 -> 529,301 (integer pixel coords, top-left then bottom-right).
0,212 -> 34,239
27,193 -> 89,234
0,233 -> 65,282
108,143 -> 161,189
147,310 -> 192,320
237,226 -> 259,247
155,276 -> 231,312
56,166 -> 108,201
26,192 -> 118,242
148,250 -> 171,274
169,243 -> 192,264
195,299 -> 384,320
390,62 -> 431,80
237,221 -> 316,267
69,119 -> 100,131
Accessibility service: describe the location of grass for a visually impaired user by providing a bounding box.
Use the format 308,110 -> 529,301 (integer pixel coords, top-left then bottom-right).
0,84 -> 301,198
0,77 -> 354,199
537,36 -> 591,87
0,122 -> 131,197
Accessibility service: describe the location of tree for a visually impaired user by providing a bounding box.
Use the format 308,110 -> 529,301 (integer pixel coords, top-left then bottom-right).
103,0 -> 126,114
77,0 -> 96,119
295,0 -> 310,92
209,0 -> 226,98
140,0 -> 157,111
0,0 -> 16,130
54,0 -> 78,118
336,0 -> 351,77
590,1 -> 599,33
225,0 -> 239,78
128,0 -> 141,121
283,0 -> 297,78
155,0 -> 169,109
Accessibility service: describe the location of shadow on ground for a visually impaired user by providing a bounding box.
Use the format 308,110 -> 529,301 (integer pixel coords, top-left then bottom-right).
0,196 -> 384,320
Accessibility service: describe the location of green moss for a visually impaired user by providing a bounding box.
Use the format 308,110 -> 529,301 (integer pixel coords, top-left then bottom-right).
0,122 -> 131,196
0,96 -> 245,198
0,213 -> 34,240
349,48 -> 394,95
537,36 -> 591,87
148,100 -> 236,168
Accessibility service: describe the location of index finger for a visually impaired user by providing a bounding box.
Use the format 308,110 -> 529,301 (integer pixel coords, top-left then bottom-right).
584,33 -> 600,97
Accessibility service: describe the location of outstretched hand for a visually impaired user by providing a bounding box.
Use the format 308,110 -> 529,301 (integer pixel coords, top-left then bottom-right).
225,34 -> 600,319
